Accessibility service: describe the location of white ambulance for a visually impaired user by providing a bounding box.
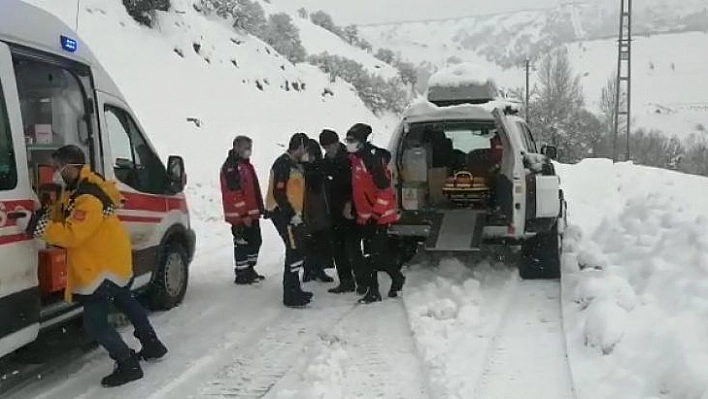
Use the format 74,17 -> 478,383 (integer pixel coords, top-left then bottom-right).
0,2 -> 195,358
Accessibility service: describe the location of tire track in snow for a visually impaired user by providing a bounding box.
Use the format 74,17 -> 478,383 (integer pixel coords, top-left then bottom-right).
474,280 -> 575,399
196,300 -> 358,398
264,296 -> 430,399
332,299 -> 430,399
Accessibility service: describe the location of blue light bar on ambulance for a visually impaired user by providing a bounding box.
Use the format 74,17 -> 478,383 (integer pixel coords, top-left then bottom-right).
60,35 -> 78,53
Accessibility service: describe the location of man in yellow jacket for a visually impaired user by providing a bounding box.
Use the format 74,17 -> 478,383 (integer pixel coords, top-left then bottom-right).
25,145 -> 167,388
265,133 -> 312,307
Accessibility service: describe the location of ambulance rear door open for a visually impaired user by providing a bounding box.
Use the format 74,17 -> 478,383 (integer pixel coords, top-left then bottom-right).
0,42 -> 41,358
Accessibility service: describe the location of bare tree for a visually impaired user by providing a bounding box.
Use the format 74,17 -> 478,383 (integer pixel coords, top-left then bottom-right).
528,48 -> 584,159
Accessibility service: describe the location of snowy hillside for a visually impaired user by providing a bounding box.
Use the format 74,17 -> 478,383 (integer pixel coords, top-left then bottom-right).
559,159 -> 708,398
23,0 -> 400,248
360,8 -> 708,140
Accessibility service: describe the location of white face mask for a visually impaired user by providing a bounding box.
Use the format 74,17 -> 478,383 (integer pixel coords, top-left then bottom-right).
346,141 -> 360,153
241,150 -> 252,159
52,170 -> 65,187
301,153 -> 311,163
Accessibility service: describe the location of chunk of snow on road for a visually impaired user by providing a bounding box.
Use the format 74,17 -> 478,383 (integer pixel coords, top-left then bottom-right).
582,299 -> 627,355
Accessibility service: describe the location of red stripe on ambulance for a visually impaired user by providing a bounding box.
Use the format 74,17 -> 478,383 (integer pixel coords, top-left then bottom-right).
0,233 -> 31,246
120,192 -> 188,213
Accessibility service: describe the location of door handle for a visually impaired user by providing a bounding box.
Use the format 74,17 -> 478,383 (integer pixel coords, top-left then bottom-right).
7,211 -> 28,220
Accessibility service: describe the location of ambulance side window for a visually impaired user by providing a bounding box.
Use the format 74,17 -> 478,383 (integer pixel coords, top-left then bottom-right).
0,81 -> 17,191
104,106 -> 169,195
12,57 -> 93,180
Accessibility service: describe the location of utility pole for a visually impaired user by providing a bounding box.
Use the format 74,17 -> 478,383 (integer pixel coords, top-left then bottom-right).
525,58 -> 530,121
612,0 -> 632,162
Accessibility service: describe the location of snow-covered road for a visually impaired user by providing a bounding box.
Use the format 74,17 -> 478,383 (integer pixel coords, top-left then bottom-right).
4,241 -> 576,399
401,259 -> 574,399
474,280 -> 574,398
4,244 -> 431,399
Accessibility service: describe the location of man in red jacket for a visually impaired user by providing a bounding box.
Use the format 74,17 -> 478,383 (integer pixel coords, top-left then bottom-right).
221,136 -> 265,285
346,123 -> 405,304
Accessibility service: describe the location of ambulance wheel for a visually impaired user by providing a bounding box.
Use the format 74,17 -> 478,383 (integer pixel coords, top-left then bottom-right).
519,222 -> 561,280
148,242 -> 189,310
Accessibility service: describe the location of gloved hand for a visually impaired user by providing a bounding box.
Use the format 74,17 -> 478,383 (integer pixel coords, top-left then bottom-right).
290,213 -> 303,226
15,210 -> 33,234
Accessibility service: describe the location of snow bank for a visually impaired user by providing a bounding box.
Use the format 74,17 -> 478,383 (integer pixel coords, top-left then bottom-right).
428,63 -> 494,88
401,258 -> 514,398
559,159 -> 708,399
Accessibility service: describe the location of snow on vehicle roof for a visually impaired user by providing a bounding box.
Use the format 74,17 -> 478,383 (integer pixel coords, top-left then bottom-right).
402,96 -> 521,123
428,63 -> 494,88
0,1 -> 122,97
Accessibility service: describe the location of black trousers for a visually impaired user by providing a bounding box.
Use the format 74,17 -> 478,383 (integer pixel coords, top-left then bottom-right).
231,221 -> 263,276
332,220 -> 365,288
270,211 -> 307,299
304,229 -> 333,274
360,223 -> 399,291
76,280 -> 157,362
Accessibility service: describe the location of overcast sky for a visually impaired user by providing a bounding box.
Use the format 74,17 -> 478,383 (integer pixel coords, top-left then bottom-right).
287,0 -> 562,25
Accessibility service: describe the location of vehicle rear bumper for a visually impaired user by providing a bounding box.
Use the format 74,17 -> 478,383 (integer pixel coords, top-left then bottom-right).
388,223 -> 431,237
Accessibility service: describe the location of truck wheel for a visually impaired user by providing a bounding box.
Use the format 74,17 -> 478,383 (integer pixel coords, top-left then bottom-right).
147,242 -> 189,310
519,222 -> 561,279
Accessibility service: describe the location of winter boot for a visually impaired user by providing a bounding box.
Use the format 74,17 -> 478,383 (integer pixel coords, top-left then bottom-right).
284,272 -> 312,307
388,271 -> 406,298
101,351 -> 143,388
315,269 -> 335,283
328,281 -> 355,294
358,287 -> 382,304
284,295 -> 311,308
355,285 -> 368,295
248,266 -> 265,281
137,336 -> 168,362
234,270 -> 256,285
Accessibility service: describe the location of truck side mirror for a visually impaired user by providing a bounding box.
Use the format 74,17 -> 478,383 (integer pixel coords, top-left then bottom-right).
541,145 -> 558,160
167,155 -> 186,193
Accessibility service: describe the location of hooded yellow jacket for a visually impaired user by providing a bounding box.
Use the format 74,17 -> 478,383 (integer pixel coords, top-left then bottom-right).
39,166 -> 132,302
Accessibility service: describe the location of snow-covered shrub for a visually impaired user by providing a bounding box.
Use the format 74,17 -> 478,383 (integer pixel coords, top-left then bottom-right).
232,0 -> 266,36
309,10 -> 342,36
374,48 -> 396,64
308,53 -> 408,114
122,0 -> 169,27
196,0 -> 266,36
261,13 -> 306,63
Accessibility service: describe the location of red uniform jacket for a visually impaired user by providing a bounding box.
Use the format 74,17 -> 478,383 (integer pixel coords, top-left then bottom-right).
349,143 -> 399,226
220,151 -> 264,225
